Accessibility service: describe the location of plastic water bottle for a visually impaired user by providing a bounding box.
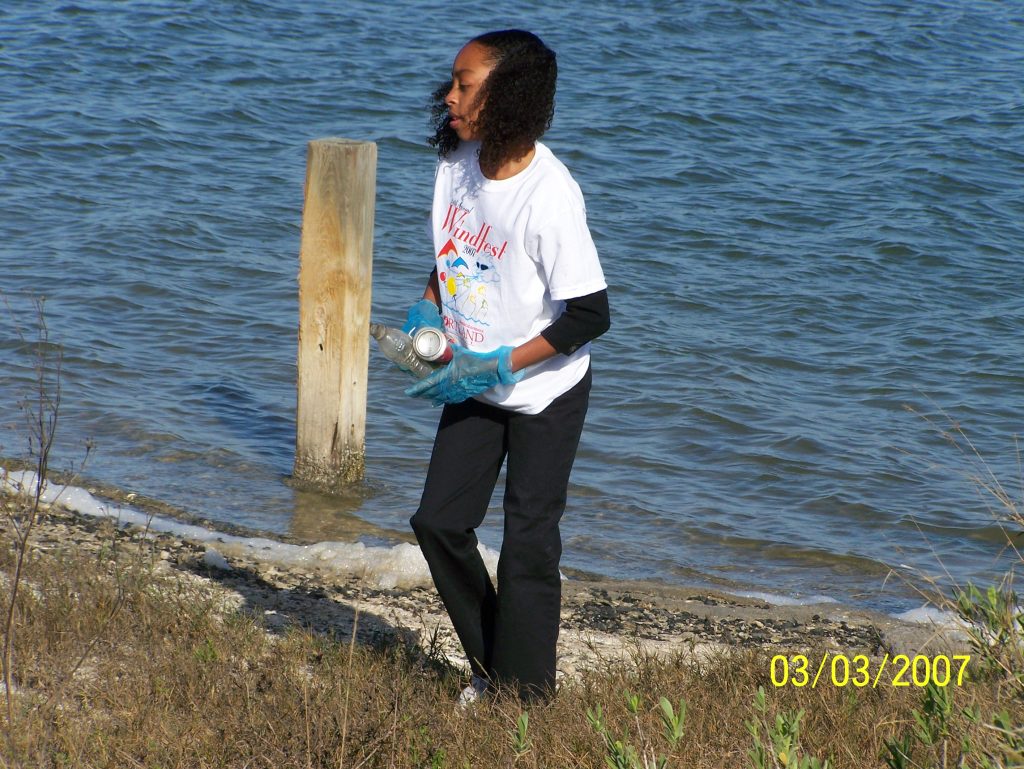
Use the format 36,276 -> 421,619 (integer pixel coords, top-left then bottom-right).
369,323 -> 435,378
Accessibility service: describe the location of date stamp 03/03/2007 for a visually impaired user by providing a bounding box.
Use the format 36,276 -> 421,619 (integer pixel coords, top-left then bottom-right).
769,653 -> 972,689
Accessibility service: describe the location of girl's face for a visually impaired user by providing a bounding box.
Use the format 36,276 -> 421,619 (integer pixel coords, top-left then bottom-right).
445,41 -> 495,142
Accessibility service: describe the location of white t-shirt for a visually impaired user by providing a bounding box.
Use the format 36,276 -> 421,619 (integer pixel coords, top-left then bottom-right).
430,141 -> 607,414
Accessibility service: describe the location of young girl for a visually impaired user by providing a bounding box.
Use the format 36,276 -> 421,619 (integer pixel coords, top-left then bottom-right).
404,29 -> 610,704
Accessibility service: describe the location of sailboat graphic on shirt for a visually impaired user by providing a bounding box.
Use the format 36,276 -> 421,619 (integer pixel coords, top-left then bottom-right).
437,237 -> 498,326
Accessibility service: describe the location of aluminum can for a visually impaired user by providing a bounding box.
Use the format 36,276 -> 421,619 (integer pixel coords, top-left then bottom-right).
412,327 -> 453,363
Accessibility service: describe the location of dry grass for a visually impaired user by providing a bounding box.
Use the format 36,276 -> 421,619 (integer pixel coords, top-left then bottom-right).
0,503 -> 1018,769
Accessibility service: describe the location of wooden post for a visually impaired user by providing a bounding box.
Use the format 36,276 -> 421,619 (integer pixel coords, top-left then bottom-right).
294,138 -> 376,489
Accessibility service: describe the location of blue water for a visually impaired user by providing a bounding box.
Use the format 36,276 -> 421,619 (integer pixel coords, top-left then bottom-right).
2,0 -> 1022,613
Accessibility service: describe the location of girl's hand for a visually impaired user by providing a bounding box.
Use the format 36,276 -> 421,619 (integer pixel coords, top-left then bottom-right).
405,345 -> 523,405
402,299 -> 444,336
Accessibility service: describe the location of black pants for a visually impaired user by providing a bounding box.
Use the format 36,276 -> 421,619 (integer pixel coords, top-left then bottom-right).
410,367 -> 591,700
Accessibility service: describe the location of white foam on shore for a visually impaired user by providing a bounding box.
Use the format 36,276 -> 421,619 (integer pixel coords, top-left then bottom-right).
1,468 -> 981,623
894,605 -> 963,626
740,591 -> 968,627
736,590 -> 839,607
0,468 -> 499,589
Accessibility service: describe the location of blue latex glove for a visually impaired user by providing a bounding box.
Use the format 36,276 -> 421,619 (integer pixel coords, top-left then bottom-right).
402,299 -> 444,336
405,345 -> 524,405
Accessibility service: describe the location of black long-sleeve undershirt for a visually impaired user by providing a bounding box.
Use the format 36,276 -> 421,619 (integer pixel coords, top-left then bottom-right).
540,289 -> 611,355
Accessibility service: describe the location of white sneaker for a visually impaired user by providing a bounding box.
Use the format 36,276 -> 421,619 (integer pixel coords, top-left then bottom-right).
457,674 -> 489,709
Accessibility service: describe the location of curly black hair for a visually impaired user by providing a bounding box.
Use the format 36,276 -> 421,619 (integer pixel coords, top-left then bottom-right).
428,30 -> 557,172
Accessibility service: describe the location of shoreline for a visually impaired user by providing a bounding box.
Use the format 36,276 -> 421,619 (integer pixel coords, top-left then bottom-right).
2,457 -> 940,613
3,466 -> 964,681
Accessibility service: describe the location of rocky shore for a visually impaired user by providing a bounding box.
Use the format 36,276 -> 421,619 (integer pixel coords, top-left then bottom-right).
7,486 -> 960,683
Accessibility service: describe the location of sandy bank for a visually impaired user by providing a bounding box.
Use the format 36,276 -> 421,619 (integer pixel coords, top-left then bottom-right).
3,479 -> 963,684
